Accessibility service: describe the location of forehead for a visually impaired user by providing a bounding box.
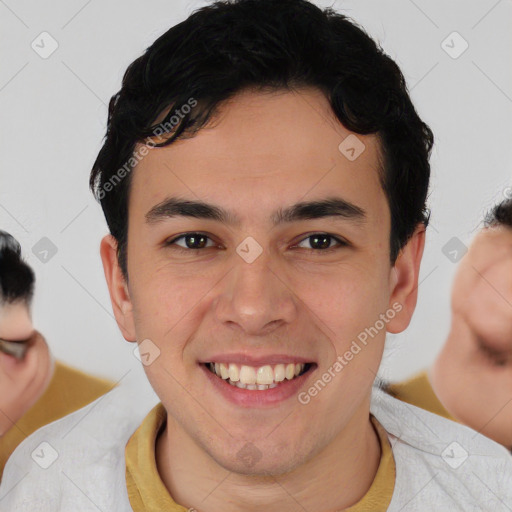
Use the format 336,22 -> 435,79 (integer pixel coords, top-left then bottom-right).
129,88 -> 387,225
470,226 -> 512,263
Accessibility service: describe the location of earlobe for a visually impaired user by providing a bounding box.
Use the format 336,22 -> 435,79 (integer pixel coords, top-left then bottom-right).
100,234 -> 137,342
386,224 -> 426,334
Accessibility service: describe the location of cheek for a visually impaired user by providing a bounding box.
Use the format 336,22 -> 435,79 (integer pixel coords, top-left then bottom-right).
131,272 -> 211,400
130,246 -> 392,359
130,267 -> 216,351
289,264 -> 392,352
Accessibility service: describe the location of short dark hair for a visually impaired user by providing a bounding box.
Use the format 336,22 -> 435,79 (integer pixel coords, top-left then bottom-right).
90,0 -> 433,279
0,231 -> 35,305
484,197 -> 512,229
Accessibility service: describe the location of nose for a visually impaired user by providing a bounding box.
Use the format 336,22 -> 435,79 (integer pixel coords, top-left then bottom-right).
212,248 -> 298,337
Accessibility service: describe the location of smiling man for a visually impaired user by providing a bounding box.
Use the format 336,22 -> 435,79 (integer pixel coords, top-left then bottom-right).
1,0 -> 512,510
115,88 -> 407,511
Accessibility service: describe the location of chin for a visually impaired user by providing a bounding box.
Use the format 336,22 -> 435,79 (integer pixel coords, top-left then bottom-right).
209,441 -> 309,478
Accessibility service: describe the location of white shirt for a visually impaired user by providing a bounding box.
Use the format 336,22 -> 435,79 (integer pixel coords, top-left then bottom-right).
1,384 -> 511,511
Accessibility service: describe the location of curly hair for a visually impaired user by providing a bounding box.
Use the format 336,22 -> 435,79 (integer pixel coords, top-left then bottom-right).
90,0 -> 433,278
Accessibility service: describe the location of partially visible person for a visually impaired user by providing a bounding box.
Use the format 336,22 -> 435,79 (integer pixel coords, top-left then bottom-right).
388,197 -> 512,449
0,230 -> 114,480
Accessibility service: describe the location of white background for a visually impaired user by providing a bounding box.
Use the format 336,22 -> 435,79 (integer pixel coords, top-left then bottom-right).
1,0 -> 511,389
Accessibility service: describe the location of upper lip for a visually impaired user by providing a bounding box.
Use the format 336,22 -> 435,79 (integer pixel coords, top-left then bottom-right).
200,353 -> 315,366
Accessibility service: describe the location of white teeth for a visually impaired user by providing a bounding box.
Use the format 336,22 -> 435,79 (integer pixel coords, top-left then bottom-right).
208,361 -> 308,389
256,365 -> 274,385
274,364 -> 285,382
228,363 -> 240,382
219,363 -> 229,380
239,365 -> 257,385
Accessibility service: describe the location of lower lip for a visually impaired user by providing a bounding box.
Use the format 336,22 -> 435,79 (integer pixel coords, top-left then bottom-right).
200,363 -> 316,408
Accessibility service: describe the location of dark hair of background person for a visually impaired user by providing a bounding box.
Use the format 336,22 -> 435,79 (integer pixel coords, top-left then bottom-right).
485,197 -> 512,228
0,231 -> 35,305
90,0 -> 434,280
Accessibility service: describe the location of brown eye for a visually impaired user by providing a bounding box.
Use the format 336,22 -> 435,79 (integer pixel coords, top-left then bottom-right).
166,233 -> 215,250
296,233 -> 346,251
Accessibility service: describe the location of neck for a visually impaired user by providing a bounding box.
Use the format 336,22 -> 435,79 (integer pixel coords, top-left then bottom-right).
156,398 -> 381,512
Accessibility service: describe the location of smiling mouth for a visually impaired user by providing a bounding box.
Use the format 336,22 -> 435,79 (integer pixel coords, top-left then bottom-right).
204,361 -> 314,390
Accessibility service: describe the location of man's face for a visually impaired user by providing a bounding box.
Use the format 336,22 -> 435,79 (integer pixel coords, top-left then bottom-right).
109,88 -> 419,474
442,224 -> 512,446
452,225 -> 512,355
0,302 -> 51,436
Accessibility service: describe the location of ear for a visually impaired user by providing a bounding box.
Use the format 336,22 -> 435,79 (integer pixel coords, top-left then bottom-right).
386,223 -> 426,334
100,234 -> 137,342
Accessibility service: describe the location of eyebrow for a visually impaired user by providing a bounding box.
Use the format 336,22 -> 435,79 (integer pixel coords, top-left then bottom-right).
145,196 -> 366,227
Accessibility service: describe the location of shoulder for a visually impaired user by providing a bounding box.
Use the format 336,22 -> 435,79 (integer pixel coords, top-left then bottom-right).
16,360 -> 116,435
51,360 -> 114,393
371,386 -> 512,511
0,383 -> 158,511
385,370 -> 453,420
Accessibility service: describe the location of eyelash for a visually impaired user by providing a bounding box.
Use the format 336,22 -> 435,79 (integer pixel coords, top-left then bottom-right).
164,232 -> 348,254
